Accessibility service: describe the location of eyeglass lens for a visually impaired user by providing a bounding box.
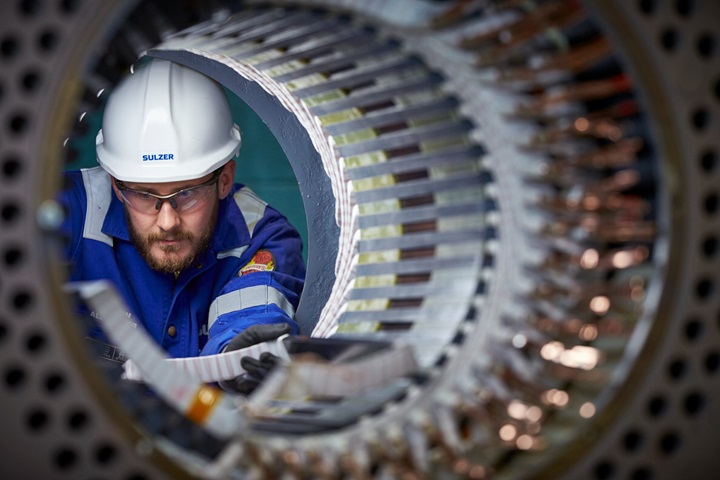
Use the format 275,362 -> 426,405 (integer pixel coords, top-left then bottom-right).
121,184 -> 213,213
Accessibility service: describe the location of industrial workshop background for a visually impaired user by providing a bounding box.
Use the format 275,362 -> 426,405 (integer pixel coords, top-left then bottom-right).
1,1 -> 719,479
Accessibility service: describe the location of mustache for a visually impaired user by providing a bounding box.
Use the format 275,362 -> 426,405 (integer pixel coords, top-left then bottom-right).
147,231 -> 194,243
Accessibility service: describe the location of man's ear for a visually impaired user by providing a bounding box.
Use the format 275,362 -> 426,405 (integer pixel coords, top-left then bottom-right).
218,160 -> 236,200
110,177 -> 124,202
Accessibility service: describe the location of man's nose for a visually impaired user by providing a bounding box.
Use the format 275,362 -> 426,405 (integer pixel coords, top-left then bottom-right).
155,200 -> 181,231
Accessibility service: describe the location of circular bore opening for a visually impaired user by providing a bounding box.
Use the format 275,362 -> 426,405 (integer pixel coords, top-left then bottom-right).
29,1 -> 678,478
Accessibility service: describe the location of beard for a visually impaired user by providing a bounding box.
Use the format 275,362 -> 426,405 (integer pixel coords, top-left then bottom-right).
126,202 -> 218,275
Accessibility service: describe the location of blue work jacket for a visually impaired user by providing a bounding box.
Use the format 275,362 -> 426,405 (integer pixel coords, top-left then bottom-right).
61,167 -> 305,358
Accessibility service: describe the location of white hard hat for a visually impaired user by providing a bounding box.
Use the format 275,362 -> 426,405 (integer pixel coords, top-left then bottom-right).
96,59 -> 242,183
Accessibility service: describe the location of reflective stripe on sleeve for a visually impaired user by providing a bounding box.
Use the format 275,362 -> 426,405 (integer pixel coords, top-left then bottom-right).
207,285 -> 295,330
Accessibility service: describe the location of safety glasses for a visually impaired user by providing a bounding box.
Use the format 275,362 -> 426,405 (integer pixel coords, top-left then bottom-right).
115,169 -> 222,215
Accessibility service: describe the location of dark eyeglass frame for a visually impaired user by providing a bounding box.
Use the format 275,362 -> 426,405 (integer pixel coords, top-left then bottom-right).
115,168 -> 223,214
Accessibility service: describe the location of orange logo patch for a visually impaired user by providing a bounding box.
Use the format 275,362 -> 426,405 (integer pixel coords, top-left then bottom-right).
239,250 -> 276,276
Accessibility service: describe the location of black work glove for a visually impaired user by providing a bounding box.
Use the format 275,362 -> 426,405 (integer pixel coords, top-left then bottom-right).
218,323 -> 291,395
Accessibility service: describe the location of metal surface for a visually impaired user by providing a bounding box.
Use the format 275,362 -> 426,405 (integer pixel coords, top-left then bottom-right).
0,0 -> 719,479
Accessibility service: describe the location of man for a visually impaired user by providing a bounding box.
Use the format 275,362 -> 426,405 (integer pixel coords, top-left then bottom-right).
60,59 -> 305,392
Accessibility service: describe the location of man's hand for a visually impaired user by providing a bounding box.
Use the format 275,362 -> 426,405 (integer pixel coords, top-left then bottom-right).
224,322 -> 291,353
219,323 -> 291,395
